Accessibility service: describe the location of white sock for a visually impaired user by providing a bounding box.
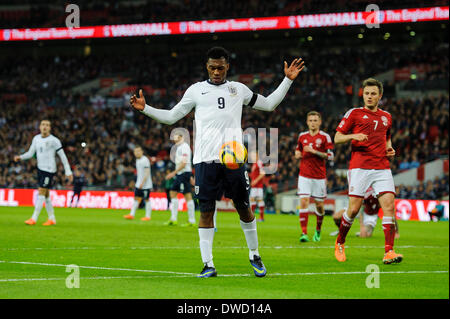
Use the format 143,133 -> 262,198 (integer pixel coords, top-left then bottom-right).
31,195 -> 46,221
240,218 -> 259,260
130,200 -> 139,217
343,210 -> 355,224
45,197 -> 55,222
213,206 -> 217,229
170,198 -> 178,221
145,200 -> 152,218
187,200 -> 195,224
198,228 -> 215,267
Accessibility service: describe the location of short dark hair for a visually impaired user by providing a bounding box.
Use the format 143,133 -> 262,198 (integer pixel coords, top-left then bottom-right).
206,47 -> 229,62
362,78 -> 383,95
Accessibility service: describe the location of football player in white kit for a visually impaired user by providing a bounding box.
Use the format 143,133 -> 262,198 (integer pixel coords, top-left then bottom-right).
164,131 -> 196,227
130,47 -> 305,278
124,146 -> 153,221
14,120 -> 73,226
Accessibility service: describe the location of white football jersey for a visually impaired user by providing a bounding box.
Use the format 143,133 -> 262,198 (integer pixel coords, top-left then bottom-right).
175,142 -> 192,175
20,134 -> 72,175
171,80 -> 254,164
136,156 -> 153,189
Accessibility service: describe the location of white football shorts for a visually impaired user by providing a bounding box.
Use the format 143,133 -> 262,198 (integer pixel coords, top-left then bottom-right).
347,168 -> 395,198
297,176 -> 327,201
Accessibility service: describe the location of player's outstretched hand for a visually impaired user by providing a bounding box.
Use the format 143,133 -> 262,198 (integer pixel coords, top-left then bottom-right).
130,89 -> 146,111
386,147 -> 396,158
13,155 -> 20,162
284,58 -> 305,80
67,174 -> 73,184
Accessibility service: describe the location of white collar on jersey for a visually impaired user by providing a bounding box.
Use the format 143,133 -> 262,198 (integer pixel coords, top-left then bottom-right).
207,79 -> 228,86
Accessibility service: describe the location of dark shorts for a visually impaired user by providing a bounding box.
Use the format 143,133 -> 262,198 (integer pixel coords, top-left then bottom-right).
171,172 -> 192,194
37,169 -> 55,189
134,188 -> 151,200
73,187 -> 83,195
194,162 -> 250,203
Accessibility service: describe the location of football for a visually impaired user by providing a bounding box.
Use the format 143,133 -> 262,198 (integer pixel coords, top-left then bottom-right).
219,141 -> 248,169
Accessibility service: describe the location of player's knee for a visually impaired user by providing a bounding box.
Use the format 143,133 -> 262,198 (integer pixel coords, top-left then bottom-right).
233,199 -> 249,210
199,199 -> 215,213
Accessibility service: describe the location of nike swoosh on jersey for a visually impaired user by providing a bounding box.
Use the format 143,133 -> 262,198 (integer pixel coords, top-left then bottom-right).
201,92 -> 210,95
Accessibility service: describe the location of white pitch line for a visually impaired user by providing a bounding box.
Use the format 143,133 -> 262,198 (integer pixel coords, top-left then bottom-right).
0,271 -> 447,283
0,260 -> 195,276
1,245 -> 447,251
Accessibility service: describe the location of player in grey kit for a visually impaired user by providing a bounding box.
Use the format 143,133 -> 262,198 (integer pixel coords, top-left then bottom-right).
14,120 -> 73,225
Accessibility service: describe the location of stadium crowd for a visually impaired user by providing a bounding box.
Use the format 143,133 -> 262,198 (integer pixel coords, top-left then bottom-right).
0,42 -> 448,200
1,0 -> 447,28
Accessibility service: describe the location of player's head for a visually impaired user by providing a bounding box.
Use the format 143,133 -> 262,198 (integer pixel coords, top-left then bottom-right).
133,146 -> 143,158
306,111 -> 322,131
39,120 -> 51,136
172,132 -> 184,144
206,46 -> 230,84
362,78 -> 383,110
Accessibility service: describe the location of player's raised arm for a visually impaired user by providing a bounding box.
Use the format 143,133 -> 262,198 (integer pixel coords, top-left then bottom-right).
16,137 -> 37,161
130,89 -> 195,125
252,58 -> 305,112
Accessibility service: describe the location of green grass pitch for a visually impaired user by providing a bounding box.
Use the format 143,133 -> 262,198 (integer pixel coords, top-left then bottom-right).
0,206 -> 448,299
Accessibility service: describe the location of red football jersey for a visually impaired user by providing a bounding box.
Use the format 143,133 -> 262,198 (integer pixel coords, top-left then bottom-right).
250,160 -> 264,188
363,188 -> 380,216
336,107 -> 392,170
296,130 -> 333,179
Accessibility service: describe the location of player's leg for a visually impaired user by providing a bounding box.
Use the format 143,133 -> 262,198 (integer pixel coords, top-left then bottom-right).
124,188 -> 142,219
312,178 -> 327,241
182,192 -> 196,226
335,169 -> 370,261
313,199 -> 325,242
141,190 -> 152,221
27,170 -> 50,225
69,192 -> 75,207
26,187 -> 46,225
73,192 -> 81,208
257,191 -> 265,221
226,167 -> 266,277
213,201 -> 218,232
198,201 -> 217,277
378,192 -> 403,264
166,190 -> 179,225
194,163 -> 221,277
330,208 -> 345,236
335,196 -> 363,261
43,188 -> 56,225
299,196 -> 310,242
373,170 -> 403,264
297,176 -> 312,241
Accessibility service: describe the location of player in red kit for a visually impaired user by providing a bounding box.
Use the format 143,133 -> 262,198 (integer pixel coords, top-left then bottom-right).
334,78 -> 402,264
295,111 -> 334,242
249,152 -> 266,222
